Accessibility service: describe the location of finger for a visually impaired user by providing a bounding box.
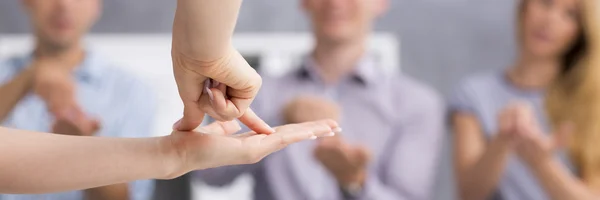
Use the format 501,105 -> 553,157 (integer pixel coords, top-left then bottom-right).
208,86 -> 232,120
238,108 -> 275,134
263,119 -> 339,147
196,120 -> 241,135
206,50 -> 260,119
177,104 -> 206,131
210,50 -> 261,101
173,65 -> 207,131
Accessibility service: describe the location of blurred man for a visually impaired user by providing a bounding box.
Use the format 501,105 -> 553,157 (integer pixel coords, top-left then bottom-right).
0,0 -> 156,200
195,0 -> 444,199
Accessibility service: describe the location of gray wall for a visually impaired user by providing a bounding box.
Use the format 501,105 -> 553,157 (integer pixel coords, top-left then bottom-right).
0,1 -> 521,199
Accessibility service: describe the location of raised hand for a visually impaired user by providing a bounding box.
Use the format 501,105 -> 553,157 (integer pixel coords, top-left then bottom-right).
51,107 -> 100,136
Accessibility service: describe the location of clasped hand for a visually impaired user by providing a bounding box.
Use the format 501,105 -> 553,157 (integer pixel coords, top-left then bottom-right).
32,58 -> 99,136
498,103 -> 571,165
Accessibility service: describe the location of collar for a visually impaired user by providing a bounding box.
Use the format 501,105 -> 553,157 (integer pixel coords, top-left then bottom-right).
296,54 -> 380,87
16,50 -> 102,83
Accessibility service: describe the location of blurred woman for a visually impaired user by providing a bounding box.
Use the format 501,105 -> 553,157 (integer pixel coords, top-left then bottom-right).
450,0 -> 600,199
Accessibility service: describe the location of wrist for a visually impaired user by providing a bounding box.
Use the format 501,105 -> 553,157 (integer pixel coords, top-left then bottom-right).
156,135 -> 186,179
339,170 -> 367,190
339,172 -> 367,199
520,147 -> 553,168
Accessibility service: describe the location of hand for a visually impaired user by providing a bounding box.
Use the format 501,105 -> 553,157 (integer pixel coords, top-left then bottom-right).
506,103 -> 572,166
313,136 -> 371,187
31,59 -> 99,136
32,59 -> 78,115
52,108 -> 100,136
164,119 -> 339,178
283,96 -> 341,124
172,47 -> 273,134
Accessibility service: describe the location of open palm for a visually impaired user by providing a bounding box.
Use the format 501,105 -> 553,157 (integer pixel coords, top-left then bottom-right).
167,119 -> 339,176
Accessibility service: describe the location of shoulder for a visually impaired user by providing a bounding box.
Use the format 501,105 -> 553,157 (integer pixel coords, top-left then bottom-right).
448,71 -> 504,114
453,71 -> 502,95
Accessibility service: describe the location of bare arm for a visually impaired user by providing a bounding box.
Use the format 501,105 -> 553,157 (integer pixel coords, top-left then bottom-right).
0,67 -> 35,122
528,157 -> 600,200
0,119 -> 338,194
0,127 -> 172,194
171,0 -> 240,60
453,113 -> 511,200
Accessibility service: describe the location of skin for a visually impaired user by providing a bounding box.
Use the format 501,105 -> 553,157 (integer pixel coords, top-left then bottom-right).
171,0 -> 273,134
0,0 -> 340,194
453,0 -> 600,199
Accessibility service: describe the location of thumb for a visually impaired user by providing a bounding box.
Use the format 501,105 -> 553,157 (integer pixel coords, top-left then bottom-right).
551,122 -> 574,150
175,103 -> 206,131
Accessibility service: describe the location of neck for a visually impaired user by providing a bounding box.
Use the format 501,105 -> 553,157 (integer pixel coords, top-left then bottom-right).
312,38 -> 366,84
508,53 -> 561,90
34,39 -> 85,71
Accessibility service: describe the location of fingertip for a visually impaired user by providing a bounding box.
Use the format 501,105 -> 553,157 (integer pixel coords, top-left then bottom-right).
176,117 -> 204,131
322,119 -> 339,129
239,108 -> 274,134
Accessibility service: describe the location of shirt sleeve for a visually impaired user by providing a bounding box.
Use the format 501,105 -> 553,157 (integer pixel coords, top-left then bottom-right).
353,91 -> 445,200
448,79 -> 477,114
0,58 -> 19,85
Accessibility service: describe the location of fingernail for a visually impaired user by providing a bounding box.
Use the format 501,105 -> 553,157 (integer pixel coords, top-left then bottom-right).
172,118 -> 182,130
204,79 -> 211,88
310,135 -> 318,140
206,88 -> 215,102
333,127 -> 342,133
325,132 -> 335,137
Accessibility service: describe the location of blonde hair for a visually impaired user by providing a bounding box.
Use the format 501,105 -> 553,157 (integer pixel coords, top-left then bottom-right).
543,0 -> 600,187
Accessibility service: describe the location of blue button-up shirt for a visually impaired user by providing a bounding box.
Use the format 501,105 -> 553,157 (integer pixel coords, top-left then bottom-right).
0,52 -> 157,200
195,55 -> 445,200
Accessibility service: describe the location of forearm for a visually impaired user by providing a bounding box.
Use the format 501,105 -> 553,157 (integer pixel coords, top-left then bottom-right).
172,0 -> 241,61
458,135 -> 512,200
85,183 -> 129,200
531,158 -> 599,200
0,68 -> 35,122
0,127 -> 177,194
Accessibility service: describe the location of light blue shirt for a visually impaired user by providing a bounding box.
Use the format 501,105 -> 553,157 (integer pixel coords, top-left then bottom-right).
0,52 -> 157,200
449,71 -> 576,200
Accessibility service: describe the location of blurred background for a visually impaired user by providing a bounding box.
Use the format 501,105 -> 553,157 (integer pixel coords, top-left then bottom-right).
0,0 -> 523,200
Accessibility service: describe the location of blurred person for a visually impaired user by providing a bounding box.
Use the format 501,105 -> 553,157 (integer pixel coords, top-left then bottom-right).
0,0 -> 156,199
451,0 -> 600,199
194,0 -> 445,199
0,0 -> 339,195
